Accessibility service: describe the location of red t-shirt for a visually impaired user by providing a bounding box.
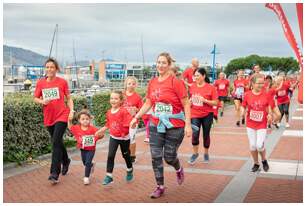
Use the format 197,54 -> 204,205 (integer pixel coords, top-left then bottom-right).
190,83 -> 218,118
214,79 -> 230,97
242,90 -> 276,130
105,107 -> 132,138
275,82 -> 290,105
123,92 -> 143,117
182,67 -> 195,84
34,76 -> 70,126
70,125 -> 99,150
233,79 -> 247,99
146,75 -> 187,128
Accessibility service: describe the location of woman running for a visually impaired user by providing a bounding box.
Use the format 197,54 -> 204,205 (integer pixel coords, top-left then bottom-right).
34,58 -> 74,184
130,52 -> 192,198
241,74 -> 281,172
188,68 -> 218,164
233,70 -> 248,126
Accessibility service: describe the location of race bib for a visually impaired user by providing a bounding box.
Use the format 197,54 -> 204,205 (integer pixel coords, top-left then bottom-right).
278,90 -> 286,97
191,94 -> 203,106
250,110 -> 264,122
219,84 -> 225,90
155,102 -> 173,115
235,87 -> 244,98
82,135 -> 95,148
42,87 -> 60,101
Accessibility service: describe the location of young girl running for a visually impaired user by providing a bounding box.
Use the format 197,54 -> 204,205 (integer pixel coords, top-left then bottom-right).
123,76 -> 143,163
97,91 -> 133,185
233,70 -> 248,126
188,68 -> 218,164
241,74 -> 281,172
68,109 -> 104,185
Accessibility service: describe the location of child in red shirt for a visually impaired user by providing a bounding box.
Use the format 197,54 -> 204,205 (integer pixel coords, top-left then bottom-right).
97,91 -> 133,185
241,74 -> 281,173
68,110 -> 104,185
123,76 -> 143,163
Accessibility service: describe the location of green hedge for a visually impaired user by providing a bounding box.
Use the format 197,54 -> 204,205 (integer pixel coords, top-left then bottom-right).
3,93 -> 88,163
4,89 -> 146,163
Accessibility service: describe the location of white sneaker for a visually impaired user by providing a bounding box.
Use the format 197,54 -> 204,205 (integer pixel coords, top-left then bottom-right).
277,123 -> 280,127
144,137 -> 149,143
83,177 -> 90,185
91,161 -> 95,174
286,123 -> 290,128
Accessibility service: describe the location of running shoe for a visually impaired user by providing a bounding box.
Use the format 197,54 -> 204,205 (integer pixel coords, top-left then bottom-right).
273,123 -> 279,129
176,167 -> 184,185
150,186 -> 165,198
268,124 -> 271,129
241,118 -> 245,125
286,123 -> 290,128
188,153 -> 199,165
204,154 -> 209,163
236,121 -> 240,127
126,169 -> 133,182
83,177 -> 90,185
262,160 -> 269,172
62,158 -> 71,175
48,174 -> 59,185
91,161 -> 95,174
102,175 -> 113,185
251,164 -> 260,172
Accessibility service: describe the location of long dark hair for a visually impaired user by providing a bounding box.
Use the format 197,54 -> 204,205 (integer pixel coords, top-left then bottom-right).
44,57 -> 60,71
194,67 -> 210,83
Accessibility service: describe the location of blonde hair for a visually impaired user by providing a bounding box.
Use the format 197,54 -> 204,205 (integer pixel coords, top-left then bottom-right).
157,52 -> 175,65
124,76 -> 138,90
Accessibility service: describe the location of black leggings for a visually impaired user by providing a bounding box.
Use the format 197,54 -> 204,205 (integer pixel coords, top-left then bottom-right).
106,137 -> 132,173
47,121 -> 69,177
191,113 -> 214,148
278,103 -> 289,120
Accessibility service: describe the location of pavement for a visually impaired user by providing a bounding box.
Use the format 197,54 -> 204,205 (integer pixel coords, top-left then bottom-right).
3,93 -> 303,203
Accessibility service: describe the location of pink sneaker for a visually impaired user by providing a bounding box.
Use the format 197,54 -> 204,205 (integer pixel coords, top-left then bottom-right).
176,167 -> 184,185
150,186 -> 165,198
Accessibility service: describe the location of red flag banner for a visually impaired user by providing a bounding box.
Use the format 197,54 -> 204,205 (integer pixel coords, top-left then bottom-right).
266,3 -> 303,70
296,3 -> 303,46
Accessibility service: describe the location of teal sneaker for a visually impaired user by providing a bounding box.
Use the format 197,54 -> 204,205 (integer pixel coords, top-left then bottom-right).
126,169 -> 133,182
102,175 -> 113,185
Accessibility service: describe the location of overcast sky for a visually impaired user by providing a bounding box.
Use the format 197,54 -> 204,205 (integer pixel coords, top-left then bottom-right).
3,3 -> 302,66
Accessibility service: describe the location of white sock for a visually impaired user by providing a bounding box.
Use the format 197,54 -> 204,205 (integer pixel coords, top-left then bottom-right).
106,173 -> 113,177
127,168 -> 133,172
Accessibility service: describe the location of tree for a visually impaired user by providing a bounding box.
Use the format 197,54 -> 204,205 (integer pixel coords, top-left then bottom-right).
224,55 -> 299,75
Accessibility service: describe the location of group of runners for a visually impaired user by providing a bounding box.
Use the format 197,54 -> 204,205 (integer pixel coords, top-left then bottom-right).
33,53 -> 299,199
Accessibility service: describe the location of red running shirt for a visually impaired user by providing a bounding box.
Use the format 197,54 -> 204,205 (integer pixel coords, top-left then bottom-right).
190,83 -> 218,118
233,79 -> 247,99
70,125 -> 99,150
34,77 -> 70,126
146,75 -> 187,128
242,90 -> 276,130
275,82 -> 290,105
214,79 -> 230,97
123,92 -> 143,117
182,67 -> 195,84
105,107 -> 133,138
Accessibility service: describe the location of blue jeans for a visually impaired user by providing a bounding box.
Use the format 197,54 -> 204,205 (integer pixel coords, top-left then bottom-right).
81,149 -> 95,177
149,125 -> 184,185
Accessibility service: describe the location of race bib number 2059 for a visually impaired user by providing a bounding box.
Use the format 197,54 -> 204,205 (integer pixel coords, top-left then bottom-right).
42,87 -> 60,101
